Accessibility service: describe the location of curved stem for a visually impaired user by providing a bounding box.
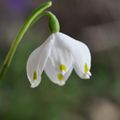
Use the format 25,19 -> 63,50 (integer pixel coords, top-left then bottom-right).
46,11 -> 60,33
30,11 -> 60,32
0,1 -> 60,79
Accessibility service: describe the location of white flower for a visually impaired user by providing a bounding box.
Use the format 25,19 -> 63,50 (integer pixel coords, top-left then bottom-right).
26,32 -> 91,88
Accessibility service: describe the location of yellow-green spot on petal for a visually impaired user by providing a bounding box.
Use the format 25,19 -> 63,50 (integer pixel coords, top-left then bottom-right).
57,73 -> 64,81
59,64 -> 67,72
84,63 -> 89,73
33,71 -> 37,80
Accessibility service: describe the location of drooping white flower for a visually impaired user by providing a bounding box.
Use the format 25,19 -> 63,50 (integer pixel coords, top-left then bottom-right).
26,32 -> 91,88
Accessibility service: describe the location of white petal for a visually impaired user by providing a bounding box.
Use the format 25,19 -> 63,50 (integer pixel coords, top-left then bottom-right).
53,32 -> 91,79
26,35 -> 54,88
48,34 -> 73,75
72,41 -> 91,79
44,57 -> 73,86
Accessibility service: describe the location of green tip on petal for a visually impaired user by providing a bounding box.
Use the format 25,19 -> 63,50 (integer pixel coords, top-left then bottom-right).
84,63 -> 89,73
33,71 -> 37,80
57,73 -> 64,81
59,64 -> 67,72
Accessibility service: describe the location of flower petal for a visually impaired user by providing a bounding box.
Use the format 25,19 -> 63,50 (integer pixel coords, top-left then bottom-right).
53,32 -> 91,79
26,35 -> 54,88
44,57 -> 73,86
72,41 -> 91,79
48,34 -> 73,75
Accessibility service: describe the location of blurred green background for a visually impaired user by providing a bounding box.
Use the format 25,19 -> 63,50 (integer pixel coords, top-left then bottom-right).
0,0 -> 120,120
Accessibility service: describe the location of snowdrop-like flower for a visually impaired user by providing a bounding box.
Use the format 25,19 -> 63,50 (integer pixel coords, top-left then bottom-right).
27,32 -> 91,88
0,1 -> 92,85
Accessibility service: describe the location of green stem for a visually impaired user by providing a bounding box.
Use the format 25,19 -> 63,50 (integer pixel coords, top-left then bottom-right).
46,11 -> 60,33
0,1 -> 60,80
30,11 -> 60,32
